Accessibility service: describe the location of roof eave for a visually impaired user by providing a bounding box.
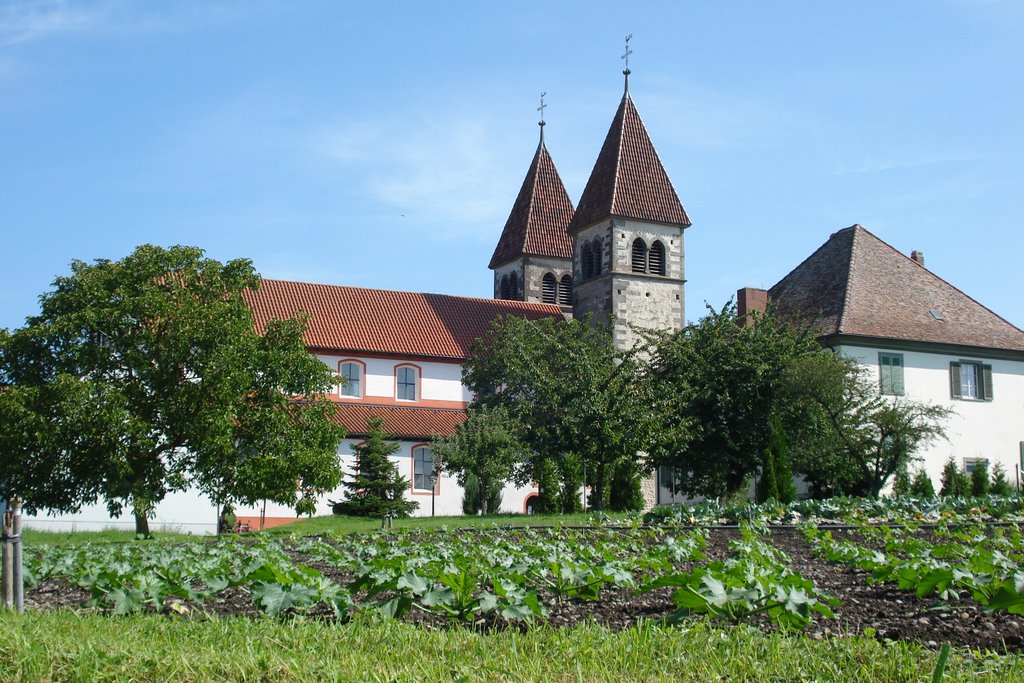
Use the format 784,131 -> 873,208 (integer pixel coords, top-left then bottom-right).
822,333 -> 1024,362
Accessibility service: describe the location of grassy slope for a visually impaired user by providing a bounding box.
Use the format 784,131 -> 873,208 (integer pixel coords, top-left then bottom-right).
2,611 -> 1019,683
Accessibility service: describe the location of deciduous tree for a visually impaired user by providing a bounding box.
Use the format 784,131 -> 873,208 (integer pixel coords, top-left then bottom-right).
0,245 -> 345,535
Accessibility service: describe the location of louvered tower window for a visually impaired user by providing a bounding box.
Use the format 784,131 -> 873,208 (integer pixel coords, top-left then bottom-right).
509,271 -> 519,299
558,275 -> 572,306
649,240 -> 666,275
581,243 -> 594,280
631,238 -> 648,273
500,275 -> 511,299
592,238 -> 603,275
541,273 -> 557,303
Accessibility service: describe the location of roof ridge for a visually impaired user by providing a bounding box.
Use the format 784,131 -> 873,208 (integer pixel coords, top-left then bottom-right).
837,225 -> 862,333
608,94 -> 627,221
257,277 -> 562,311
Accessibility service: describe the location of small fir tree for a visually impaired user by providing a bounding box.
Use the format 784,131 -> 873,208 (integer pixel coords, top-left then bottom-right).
891,466 -> 911,496
533,457 -> 560,514
769,415 -> 797,504
939,456 -> 969,497
909,468 -> 936,497
333,417 -> 418,517
461,472 -> 503,515
755,448 -> 780,503
608,460 -> 645,511
991,462 -> 1013,496
971,461 -> 990,497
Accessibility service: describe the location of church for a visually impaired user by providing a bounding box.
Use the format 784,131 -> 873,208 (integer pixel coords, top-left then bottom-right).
23,68 -> 1024,533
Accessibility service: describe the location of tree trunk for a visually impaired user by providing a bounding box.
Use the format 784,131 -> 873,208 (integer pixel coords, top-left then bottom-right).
592,463 -> 606,511
478,479 -> 489,515
134,510 -> 151,537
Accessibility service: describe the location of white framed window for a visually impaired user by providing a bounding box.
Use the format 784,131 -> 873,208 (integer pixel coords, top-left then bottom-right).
412,445 -> 436,492
878,352 -> 904,396
396,365 -> 419,401
950,360 -> 992,401
338,360 -> 364,398
963,457 -> 990,474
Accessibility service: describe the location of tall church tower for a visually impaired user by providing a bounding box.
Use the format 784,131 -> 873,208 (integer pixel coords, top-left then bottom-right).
568,68 -> 691,349
489,111 -> 575,312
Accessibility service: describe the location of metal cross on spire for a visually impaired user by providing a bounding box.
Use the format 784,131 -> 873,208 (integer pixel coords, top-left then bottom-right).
621,34 -> 633,93
537,91 -> 547,142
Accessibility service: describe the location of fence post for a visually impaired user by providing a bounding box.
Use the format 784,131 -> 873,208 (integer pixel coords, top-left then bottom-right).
1,497 -> 19,611
12,499 -> 23,613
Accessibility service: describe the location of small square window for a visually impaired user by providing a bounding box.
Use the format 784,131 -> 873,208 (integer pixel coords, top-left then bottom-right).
950,360 -> 993,401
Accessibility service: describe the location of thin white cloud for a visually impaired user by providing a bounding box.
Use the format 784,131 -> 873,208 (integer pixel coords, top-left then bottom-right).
0,0 -> 108,46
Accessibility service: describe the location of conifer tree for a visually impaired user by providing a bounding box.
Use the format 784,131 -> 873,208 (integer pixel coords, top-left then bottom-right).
971,461 -> 990,497
608,460 -> 645,511
909,468 -> 936,497
991,462 -> 1013,496
769,415 -> 797,504
939,456 -> 969,497
755,448 -> 780,503
891,466 -> 911,496
333,417 -> 418,517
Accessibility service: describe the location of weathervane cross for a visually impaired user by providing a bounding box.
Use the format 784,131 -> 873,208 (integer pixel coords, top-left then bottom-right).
537,91 -> 547,125
621,34 -> 633,71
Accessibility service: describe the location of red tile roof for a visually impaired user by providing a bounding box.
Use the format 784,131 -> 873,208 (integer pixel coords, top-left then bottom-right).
245,280 -> 565,360
769,225 -> 1024,353
568,93 -> 690,232
489,138 -> 575,269
332,403 -> 466,440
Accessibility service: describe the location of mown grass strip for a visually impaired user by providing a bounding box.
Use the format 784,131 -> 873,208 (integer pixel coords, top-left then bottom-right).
2,610 -> 1020,682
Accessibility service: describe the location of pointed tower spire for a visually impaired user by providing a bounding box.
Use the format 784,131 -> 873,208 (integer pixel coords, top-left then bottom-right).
488,102 -> 575,272
567,84 -> 689,233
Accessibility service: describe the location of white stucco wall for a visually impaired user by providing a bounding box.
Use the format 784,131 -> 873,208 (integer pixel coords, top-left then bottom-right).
315,353 -> 470,403
23,489 -> 218,535
837,344 -> 1024,491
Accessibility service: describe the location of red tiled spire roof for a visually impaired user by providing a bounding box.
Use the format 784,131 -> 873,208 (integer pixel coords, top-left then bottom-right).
769,225 -> 1024,352
244,279 -> 565,360
568,93 -> 690,233
332,404 -> 466,440
489,138 -> 575,269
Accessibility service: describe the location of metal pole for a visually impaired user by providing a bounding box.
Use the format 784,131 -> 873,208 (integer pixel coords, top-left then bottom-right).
431,467 -> 436,517
1,505 -> 11,609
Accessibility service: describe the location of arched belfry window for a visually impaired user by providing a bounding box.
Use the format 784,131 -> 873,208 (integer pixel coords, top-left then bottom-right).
509,271 -> 519,299
581,243 -> 594,280
631,238 -> 648,273
592,238 -> 603,275
500,275 -> 511,299
558,275 -> 572,306
541,273 -> 557,304
649,240 -> 666,276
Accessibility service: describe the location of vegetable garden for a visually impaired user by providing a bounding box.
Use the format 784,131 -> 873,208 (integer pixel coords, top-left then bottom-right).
20,496 -> 1024,654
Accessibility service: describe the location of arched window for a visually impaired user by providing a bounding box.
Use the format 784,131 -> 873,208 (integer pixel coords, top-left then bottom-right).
500,275 -> 510,299
631,238 -> 648,273
508,271 -> 519,299
338,360 -> 364,398
541,273 -> 557,304
396,364 -> 419,401
412,445 -> 437,493
591,238 -> 603,275
581,243 -> 594,280
558,274 -> 572,306
649,240 -> 666,276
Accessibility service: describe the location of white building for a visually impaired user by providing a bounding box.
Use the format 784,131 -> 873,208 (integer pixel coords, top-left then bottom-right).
747,224 -> 1024,490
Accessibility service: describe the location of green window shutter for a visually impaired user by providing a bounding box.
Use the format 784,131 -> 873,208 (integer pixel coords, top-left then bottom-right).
983,364 -> 994,401
892,355 -> 905,396
879,354 -> 891,394
950,361 -> 962,398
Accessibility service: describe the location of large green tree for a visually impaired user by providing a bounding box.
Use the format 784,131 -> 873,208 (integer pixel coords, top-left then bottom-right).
431,405 -> 528,515
463,315 -> 655,511
781,352 -> 950,497
646,303 -> 824,498
0,245 -> 345,534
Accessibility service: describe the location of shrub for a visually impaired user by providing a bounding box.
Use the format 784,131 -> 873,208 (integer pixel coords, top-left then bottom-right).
971,461 -> 990,497
909,468 -> 936,497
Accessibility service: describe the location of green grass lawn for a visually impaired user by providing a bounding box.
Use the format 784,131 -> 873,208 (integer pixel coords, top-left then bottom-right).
2,610 -> 1017,683
22,511 -> 634,546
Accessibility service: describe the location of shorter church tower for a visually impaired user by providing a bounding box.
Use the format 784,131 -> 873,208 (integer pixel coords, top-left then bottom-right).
569,67 -> 690,349
489,102 -> 575,312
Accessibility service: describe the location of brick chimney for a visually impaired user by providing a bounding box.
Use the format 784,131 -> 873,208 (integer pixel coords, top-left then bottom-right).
911,250 -> 925,266
736,287 -> 768,326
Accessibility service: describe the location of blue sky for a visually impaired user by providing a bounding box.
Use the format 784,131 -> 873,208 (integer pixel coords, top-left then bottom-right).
2,0 -> 1022,331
